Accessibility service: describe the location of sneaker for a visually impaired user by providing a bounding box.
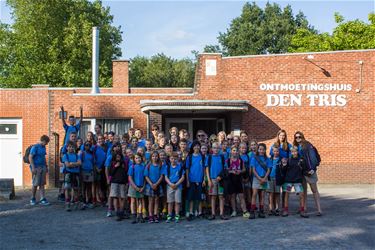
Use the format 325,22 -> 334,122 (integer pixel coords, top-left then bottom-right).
148,216 -> 154,224
106,210 -> 113,217
154,215 -> 159,223
80,203 -> 87,210
268,210 -> 273,216
175,215 -> 180,223
230,211 -> 237,217
258,210 -> 266,218
300,211 -> 309,218
208,215 -> 216,220
30,198 -> 37,206
39,198 -> 50,206
275,209 -> 280,216
187,214 -> 194,221
249,211 -> 255,219
73,202 -> 79,210
131,214 -> 137,224
87,203 -> 94,209
242,211 -> 250,218
197,213 -> 204,219
220,215 -> 229,220
65,203 -> 71,212
140,217 -> 145,223
282,210 -> 289,217
116,212 -> 123,221
166,215 -> 172,223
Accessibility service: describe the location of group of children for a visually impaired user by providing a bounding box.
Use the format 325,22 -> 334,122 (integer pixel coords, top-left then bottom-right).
56,113 -> 321,224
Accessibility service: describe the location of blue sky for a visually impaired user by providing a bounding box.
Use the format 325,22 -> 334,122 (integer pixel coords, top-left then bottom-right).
1,0 -> 374,59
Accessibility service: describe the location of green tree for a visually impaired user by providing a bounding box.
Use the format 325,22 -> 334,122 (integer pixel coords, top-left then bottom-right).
289,12 -> 375,52
211,2 -> 313,56
129,53 -> 195,87
0,0 -> 122,88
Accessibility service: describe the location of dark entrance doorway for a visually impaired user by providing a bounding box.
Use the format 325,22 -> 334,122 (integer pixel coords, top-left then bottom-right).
193,119 -> 217,137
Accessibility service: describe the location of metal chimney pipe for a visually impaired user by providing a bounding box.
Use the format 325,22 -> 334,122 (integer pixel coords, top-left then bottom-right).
91,27 -> 100,94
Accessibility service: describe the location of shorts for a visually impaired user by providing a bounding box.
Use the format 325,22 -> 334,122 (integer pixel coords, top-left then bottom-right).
64,172 -> 80,189
109,183 -> 127,198
209,178 -> 224,196
94,168 -> 102,182
144,185 -> 164,197
227,174 -> 243,195
167,186 -> 182,203
187,182 -> 203,201
267,178 -> 281,193
304,172 -> 318,184
32,167 -> 47,187
282,183 -> 304,193
252,177 -> 269,190
127,185 -> 144,198
82,171 -> 94,183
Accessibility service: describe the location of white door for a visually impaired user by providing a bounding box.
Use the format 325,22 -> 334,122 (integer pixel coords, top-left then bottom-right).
0,119 -> 23,186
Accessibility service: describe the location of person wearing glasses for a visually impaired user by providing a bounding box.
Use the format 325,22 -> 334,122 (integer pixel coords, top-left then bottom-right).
150,124 -> 159,144
293,131 -> 322,216
60,105 -> 83,145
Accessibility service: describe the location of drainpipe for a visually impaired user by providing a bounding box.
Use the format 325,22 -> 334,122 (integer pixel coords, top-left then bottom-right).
92,27 -> 100,94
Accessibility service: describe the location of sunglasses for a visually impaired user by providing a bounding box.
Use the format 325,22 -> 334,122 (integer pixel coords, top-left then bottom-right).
295,136 -> 302,139
197,134 -> 205,137
152,129 -> 158,131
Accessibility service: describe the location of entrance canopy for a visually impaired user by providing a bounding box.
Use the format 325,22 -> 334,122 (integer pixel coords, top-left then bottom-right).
140,100 -> 249,113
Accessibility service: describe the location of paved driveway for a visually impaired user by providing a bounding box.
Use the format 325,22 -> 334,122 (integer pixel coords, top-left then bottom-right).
0,185 -> 374,249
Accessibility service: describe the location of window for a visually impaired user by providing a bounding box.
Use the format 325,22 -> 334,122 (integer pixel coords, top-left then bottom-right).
0,124 -> 17,135
79,119 -> 132,139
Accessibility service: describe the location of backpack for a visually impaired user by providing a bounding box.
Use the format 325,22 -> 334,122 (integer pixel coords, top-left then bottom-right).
146,162 -> 162,178
254,155 -> 270,180
272,157 -> 285,186
23,144 -> 36,164
313,146 -> 321,166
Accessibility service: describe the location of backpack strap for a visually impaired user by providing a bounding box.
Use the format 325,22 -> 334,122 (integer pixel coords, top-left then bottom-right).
254,155 -> 268,173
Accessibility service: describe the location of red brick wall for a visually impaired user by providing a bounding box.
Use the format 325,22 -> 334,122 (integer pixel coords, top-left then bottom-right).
1,50 -> 374,185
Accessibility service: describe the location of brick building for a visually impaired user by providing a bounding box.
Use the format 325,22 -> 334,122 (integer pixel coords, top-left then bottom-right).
0,49 -> 374,186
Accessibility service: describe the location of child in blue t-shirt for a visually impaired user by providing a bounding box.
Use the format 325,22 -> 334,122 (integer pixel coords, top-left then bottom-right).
145,139 -> 153,163
220,140 -> 230,160
144,151 -> 164,223
267,146 -> 282,216
62,141 -> 82,212
81,142 -> 95,209
250,143 -> 271,219
185,141 -> 206,221
164,152 -> 185,223
128,153 -> 146,224
206,142 -> 228,220
93,135 -> 107,205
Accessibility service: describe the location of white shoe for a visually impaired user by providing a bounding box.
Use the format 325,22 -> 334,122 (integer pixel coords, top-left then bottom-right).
231,211 -> 237,217
106,210 -> 113,217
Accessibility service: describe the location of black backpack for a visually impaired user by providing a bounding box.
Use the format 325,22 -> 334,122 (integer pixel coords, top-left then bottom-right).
23,144 -> 36,164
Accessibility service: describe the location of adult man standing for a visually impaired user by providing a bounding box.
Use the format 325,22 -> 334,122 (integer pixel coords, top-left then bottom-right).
60,105 -> 83,145
29,135 -> 50,206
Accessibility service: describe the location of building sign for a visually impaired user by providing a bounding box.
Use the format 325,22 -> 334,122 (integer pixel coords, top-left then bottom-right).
260,83 -> 352,107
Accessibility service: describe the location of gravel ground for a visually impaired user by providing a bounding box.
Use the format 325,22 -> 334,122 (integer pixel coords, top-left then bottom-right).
0,184 -> 374,249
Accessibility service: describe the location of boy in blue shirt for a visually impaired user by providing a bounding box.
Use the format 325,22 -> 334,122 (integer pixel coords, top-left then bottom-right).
29,135 -> 50,206
206,142 -> 228,220
93,135 -> 107,205
81,142 -> 95,209
62,141 -> 82,211
128,154 -> 146,224
185,141 -> 206,221
164,152 -> 185,223
60,105 -> 83,145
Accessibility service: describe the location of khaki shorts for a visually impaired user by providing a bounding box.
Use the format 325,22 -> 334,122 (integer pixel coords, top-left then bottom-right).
109,183 -> 127,198
252,177 -> 269,190
267,178 -> 281,193
209,179 -> 224,196
167,186 -> 182,203
282,183 -> 304,193
304,172 -> 318,184
32,168 -> 47,187
82,171 -> 94,183
128,185 -> 144,198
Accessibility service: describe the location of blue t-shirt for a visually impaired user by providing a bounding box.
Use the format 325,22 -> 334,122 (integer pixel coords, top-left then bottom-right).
128,163 -> 146,187
185,154 -> 206,183
30,144 -> 47,168
240,154 -> 251,169
63,122 -> 81,145
105,154 -> 113,169
163,163 -> 185,189
144,164 -> 163,187
138,139 -> 146,148
145,151 -> 151,163
270,157 -> 280,178
94,145 -> 106,169
270,143 -> 292,159
81,151 -> 94,172
62,153 -> 80,173
250,155 -> 272,177
206,154 -> 227,179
